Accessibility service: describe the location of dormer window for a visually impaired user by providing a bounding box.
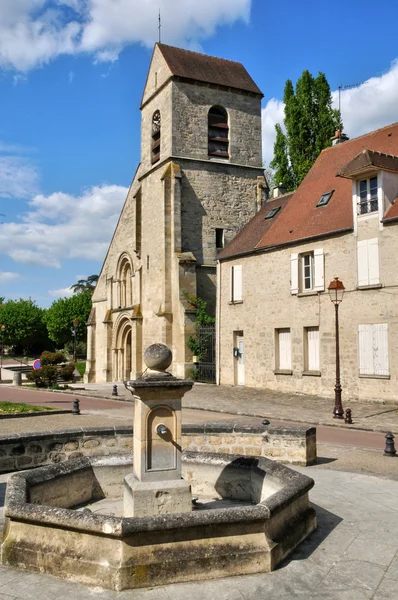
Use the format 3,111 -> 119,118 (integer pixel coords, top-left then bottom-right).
358,176 -> 378,214
208,106 -> 229,159
151,110 -> 161,164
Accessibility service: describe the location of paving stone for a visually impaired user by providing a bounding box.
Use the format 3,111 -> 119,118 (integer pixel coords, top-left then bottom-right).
343,538 -> 398,566
320,560 -> 386,593
373,578 -> 398,600
385,553 -> 398,581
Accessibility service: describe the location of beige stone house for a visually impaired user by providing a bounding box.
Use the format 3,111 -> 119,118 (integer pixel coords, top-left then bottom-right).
85,44 -> 267,382
217,123 -> 398,402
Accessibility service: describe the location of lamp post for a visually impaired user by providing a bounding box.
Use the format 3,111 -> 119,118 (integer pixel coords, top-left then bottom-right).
71,319 -> 79,363
328,277 -> 345,419
0,324 -> 5,383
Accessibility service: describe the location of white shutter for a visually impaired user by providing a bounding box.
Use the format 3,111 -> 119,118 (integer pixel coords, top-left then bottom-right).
290,254 -> 298,294
358,324 -> 374,375
357,240 -> 369,286
279,329 -> 291,369
373,323 -> 389,376
368,239 -> 380,285
229,266 -> 233,302
313,249 -> 324,291
233,265 -> 242,302
307,327 -> 320,371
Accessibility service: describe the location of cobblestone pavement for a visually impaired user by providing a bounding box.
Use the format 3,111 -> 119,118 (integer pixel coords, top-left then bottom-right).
1,468 -> 398,600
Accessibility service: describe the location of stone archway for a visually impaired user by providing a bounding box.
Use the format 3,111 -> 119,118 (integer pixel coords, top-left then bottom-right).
112,316 -> 133,381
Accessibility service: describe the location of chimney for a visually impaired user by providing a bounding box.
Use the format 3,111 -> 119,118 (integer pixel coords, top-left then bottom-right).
273,183 -> 286,198
331,130 -> 350,146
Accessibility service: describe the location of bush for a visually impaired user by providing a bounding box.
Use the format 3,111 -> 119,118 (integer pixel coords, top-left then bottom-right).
59,363 -> 75,382
27,365 -> 58,387
40,351 -> 65,366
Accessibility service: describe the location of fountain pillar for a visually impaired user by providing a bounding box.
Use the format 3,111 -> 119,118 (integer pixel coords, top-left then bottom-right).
123,344 -> 193,517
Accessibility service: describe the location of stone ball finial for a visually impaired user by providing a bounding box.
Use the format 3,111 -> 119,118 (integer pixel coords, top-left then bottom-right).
144,344 -> 172,372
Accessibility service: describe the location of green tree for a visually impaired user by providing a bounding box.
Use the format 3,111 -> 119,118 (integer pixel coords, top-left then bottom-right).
0,299 -> 50,354
271,70 -> 341,191
71,275 -> 99,295
44,291 -> 92,347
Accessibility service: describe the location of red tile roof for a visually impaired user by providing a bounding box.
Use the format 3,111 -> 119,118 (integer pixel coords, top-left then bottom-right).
255,122 -> 398,250
157,44 -> 263,97
338,149 -> 398,178
217,194 -> 293,259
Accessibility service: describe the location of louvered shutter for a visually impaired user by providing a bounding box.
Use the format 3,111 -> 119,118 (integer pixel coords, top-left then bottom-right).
373,323 -> 389,376
290,254 -> 298,294
233,265 -> 243,302
279,329 -> 291,369
357,240 -> 369,286
368,239 -> 380,285
313,249 -> 324,291
307,327 -> 320,371
358,324 -> 374,375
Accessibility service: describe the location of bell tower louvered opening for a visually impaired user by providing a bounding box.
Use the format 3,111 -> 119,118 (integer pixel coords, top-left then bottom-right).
151,110 -> 161,164
208,106 -> 229,159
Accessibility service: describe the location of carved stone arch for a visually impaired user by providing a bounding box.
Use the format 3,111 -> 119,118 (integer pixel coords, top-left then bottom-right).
111,312 -> 132,381
116,252 -> 134,308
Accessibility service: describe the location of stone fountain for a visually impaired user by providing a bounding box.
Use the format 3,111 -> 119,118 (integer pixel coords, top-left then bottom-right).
1,344 -> 316,591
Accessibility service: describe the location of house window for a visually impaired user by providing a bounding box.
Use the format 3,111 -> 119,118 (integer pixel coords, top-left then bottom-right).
305,327 -> 320,372
358,176 -> 378,214
265,206 -> 281,219
151,110 -> 161,164
216,228 -> 225,250
358,323 -> 389,377
208,106 -> 229,159
317,190 -> 334,207
229,265 -> 242,303
357,238 -> 380,287
290,249 -> 324,294
276,328 -> 291,371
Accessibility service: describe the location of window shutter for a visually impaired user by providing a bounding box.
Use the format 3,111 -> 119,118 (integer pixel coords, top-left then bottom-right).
358,324 -> 373,375
307,327 -> 320,371
279,329 -> 291,369
290,254 -> 298,294
229,266 -> 233,302
357,240 -> 369,286
313,249 -> 324,291
233,265 -> 242,302
368,239 -> 380,285
373,323 -> 389,376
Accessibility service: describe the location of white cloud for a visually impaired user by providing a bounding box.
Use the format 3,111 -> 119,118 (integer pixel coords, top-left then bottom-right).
48,286 -> 74,297
262,59 -> 398,166
0,152 -> 39,199
0,0 -> 251,72
0,184 -> 128,268
0,271 -> 19,282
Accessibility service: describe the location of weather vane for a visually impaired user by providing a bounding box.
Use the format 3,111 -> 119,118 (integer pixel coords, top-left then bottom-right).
158,9 -> 161,43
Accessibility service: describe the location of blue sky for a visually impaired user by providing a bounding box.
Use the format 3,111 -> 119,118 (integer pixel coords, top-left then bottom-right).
1,0 -> 398,307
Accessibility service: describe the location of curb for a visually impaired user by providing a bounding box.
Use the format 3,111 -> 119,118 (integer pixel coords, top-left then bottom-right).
0,410 -> 73,420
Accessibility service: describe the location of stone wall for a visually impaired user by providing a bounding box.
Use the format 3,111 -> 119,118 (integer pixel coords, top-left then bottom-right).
0,423 -> 315,473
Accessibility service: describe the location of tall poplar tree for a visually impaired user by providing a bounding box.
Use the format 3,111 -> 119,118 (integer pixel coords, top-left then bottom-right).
270,70 -> 341,191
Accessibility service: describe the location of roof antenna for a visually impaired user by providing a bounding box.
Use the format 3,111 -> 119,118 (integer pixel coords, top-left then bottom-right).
158,9 -> 161,43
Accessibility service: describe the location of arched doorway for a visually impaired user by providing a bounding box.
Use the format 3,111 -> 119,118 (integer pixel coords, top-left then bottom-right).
113,316 -> 133,381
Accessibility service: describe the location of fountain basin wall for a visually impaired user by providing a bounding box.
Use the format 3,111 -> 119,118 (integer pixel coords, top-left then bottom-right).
1,453 -> 316,591
0,423 -> 316,474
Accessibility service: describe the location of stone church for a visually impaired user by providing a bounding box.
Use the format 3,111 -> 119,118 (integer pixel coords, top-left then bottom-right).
85,43 -> 266,383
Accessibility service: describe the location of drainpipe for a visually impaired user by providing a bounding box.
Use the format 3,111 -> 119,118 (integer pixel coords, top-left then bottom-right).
216,260 -> 221,385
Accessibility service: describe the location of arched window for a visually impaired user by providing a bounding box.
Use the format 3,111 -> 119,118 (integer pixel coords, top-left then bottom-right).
208,106 -> 229,159
151,110 -> 161,164
117,255 -> 133,308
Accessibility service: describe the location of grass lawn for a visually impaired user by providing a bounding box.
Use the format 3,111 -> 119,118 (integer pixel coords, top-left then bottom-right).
75,361 -> 86,377
0,402 -> 56,415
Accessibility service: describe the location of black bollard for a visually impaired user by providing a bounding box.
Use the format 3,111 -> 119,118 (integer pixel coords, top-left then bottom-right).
262,419 -> 270,426
344,408 -> 353,424
384,432 -> 397,457
112,384 -> 118,397
72,398 -> 80,415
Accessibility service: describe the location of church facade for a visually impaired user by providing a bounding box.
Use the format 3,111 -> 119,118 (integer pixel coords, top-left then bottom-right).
85,44 -> 266,382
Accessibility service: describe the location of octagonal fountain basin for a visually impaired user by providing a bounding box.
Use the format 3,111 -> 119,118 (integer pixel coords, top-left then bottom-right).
1,452 -> 316,591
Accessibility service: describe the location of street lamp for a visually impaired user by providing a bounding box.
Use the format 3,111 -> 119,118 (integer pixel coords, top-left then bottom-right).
71,319 -> 79,363
0,325 -> 5,383
328,277 -> 345,419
